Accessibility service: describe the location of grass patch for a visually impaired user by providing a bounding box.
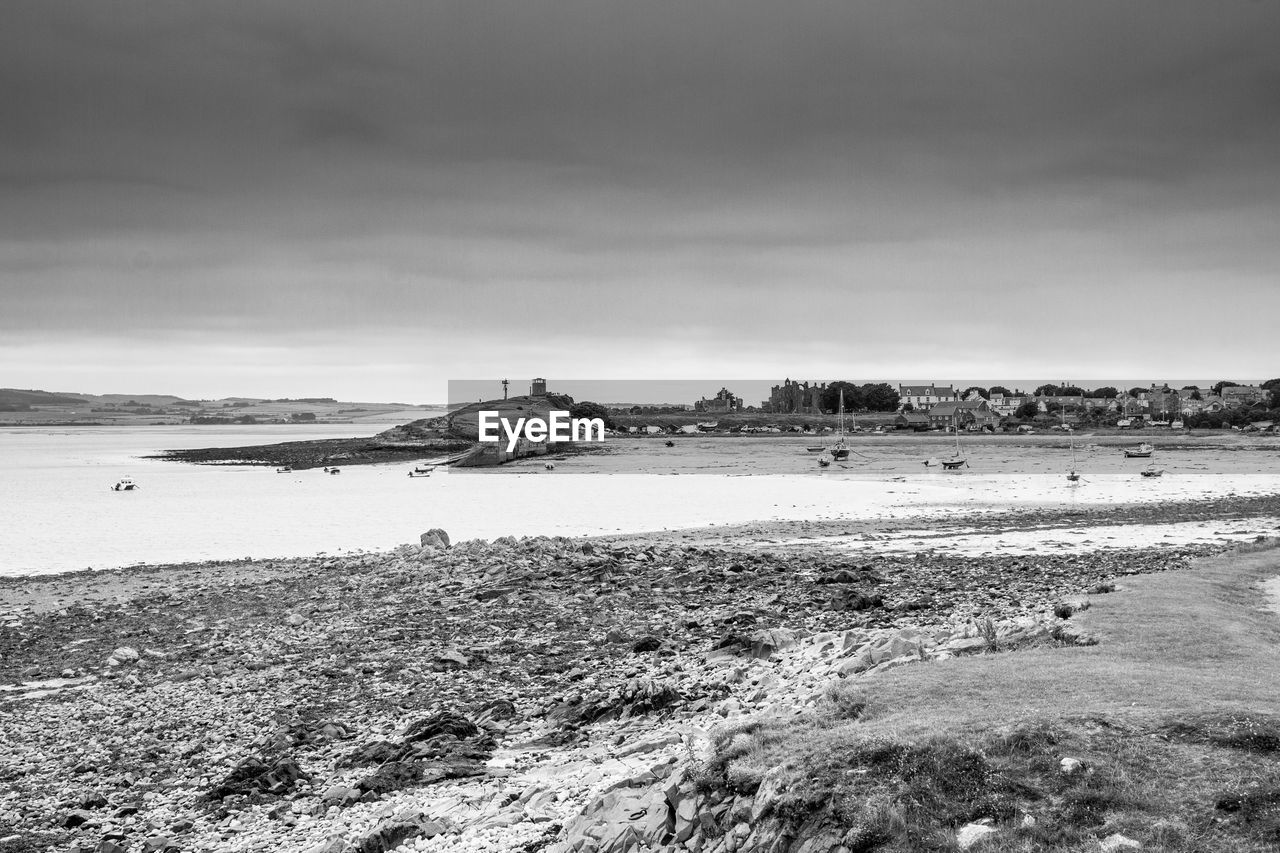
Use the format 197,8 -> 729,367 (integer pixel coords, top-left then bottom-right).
703,546 -> 1280,851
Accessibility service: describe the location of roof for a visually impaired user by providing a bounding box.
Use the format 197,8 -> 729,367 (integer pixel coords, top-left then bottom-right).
898,385 -> 956,397
896,412 -> 930,423
1221,385 -> 1263,396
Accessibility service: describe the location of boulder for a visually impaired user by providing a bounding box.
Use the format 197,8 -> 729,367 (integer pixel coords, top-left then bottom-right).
347,812 -> 446,853
956,823 -> 997,849
748,628 -> 798,661
107,647 -> 139,666
420,528 -> 451,549
1099,833 -> 1142,851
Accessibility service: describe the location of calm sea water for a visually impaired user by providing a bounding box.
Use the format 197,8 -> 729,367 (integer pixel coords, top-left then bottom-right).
2,427 -> 1278,575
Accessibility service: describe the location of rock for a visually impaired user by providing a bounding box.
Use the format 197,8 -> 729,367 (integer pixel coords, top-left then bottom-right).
322,785 -> 361,805
402,711 -> 479,743
631,636 -> 662,653
434,648 -> 469,669
1100,833 -> 1142,851
348,812 -> 446,853
206,755 -> 309,800
956,822 -> 998,849
946,637 -> 991,655
286,612 -> 308,626
356,761 -> 423,795
78,792 -> 109,810
615,731 -> 682,758
62,809 -> 94,828
1060,756 -> 1083,775
748,628 -> 798,660
107,646 -> 139,666
140,836 -> 180,853
420,528 -> 451,549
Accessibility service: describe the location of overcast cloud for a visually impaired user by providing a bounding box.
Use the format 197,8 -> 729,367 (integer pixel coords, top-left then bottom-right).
3,1 -> 1279,400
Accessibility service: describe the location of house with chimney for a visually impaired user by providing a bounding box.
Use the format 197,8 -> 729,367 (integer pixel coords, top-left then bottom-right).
898,384 -> 957,412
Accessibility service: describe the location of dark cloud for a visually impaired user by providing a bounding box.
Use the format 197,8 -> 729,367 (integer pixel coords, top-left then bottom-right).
2,1 -> 1279,398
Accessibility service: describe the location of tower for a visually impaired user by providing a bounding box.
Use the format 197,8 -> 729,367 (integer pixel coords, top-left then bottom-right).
501,379 -> 509,400
531,378 -> 547,396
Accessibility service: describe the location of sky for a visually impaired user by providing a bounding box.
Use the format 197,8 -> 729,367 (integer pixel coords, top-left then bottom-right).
3,1 -> 1279,403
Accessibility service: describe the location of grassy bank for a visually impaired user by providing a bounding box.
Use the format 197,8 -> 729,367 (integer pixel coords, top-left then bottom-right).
705,541 -> 1280,851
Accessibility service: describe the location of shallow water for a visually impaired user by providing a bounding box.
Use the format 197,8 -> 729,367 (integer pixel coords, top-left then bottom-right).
2,427 -> 1278,575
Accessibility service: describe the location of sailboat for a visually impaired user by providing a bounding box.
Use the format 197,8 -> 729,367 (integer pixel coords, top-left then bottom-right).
939,415 -> 967,470
1067,430 -> 1081,482
830,389 -> 850,462
1060,410 -> 1081,482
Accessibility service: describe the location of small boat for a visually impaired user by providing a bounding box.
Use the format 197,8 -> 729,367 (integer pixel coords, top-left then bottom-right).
276,466 -> 292,473
806,446 -> 826,453
831,389 -> 851,461
1066,424 -> 1081,483
816,453 -> 832,468
112,478 -> 138,491
407,469 -> 432,478
934,415 -> 968,470
1123,443 -> 1155,459
664,440 -> 675,447
1141,466 -> 1164,478
323,466 -> 341,475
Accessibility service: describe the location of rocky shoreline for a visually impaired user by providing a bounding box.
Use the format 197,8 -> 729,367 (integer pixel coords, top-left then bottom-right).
0,523 -> 1232,853
146,437 -> 474,471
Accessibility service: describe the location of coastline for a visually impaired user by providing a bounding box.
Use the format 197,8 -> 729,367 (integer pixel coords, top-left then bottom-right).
0,503 -> 1270,852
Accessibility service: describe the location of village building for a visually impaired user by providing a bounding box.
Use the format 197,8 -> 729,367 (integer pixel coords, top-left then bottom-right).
989,393 -> 1030,417
1221,385 -> 1267,408
694,387 -> 742,413
765,379 -> 826,414
926,399 -> 1001,430
894,411 -> 931,431
897,384 -> 957,412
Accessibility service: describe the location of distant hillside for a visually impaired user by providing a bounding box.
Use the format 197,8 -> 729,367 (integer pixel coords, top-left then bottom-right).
0,388 -> 89,407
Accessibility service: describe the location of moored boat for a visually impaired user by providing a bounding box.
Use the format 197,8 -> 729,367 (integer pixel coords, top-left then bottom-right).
831,389 -> 851,461
111,477 -> 138,491
1123,443 -> 1155,459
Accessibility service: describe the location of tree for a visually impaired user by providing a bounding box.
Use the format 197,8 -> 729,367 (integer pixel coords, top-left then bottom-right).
821,382 -> 865,414
988,385 -> 1012,397
962,386 -> 990,400
1128,387 -> 1144,399
290,412 -> 317,422
1034,384 -> 1060,397
901,402 -> 914,412
1212,380 -> 1241,396
1015,401 -> 1040,420
1190,390 -> 1202,401
860,382 -> 900,412
570,401 -> 614,429
1058,386 -> 1085,397
1181,385 -> 1200,390
1088,386 -> 1119,399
